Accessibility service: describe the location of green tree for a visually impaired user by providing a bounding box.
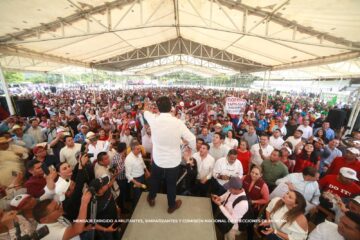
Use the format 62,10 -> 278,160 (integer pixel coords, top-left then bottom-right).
4,71 -> 24,83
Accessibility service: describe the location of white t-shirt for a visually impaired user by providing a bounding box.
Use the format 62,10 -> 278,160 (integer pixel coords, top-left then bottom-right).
213,157 -> 243,185
297,125 -> 313,140
59,143 -> 82,169
192,152 -> 215,180
224,138 -> 239,149
269,136 -> 285,150
250,144 -> 274,166
286,136 -> 302,151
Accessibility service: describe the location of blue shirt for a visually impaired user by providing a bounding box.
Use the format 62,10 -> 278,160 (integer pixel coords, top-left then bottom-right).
197,133 -> 213,144
13,134 -> 36,149
314,127 -> 335,141
74,133 -> 86,143
319,146 -> 342,173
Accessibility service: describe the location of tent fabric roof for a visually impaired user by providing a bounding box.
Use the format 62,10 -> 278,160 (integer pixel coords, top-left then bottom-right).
0,0 -> 359,76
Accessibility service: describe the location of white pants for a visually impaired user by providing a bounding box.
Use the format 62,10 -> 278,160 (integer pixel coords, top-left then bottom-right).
224,229 -> 240,240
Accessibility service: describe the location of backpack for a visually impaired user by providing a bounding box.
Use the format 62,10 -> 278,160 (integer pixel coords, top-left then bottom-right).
232,195 -> 255,231
214,194 -> 255,234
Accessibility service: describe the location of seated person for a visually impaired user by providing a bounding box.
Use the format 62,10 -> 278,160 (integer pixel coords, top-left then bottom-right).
272,166 -> 320,213
259,190 -> 308,240
308,211 -> 360,240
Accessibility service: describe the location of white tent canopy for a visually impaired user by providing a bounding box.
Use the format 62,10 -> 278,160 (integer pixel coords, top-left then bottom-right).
0,0 -> 359,76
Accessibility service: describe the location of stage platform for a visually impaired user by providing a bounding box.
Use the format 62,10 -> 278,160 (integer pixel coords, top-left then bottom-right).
122,192 -> 217,240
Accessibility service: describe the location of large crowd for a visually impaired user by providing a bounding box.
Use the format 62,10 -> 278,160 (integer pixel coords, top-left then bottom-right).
0,87 -> 359,240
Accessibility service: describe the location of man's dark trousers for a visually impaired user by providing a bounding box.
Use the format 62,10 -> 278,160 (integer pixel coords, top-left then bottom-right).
149,162 -> 180,209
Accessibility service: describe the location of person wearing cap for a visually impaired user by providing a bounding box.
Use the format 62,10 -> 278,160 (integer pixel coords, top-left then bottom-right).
10,194 -> 37,227
87,175 -> 119,239
11,124 -> 36,149
250,134 -> 274,166
209,132 -> 230,161
319,167 -> 360,198
274,166 -> 320,212
59,135 -> 82,169
212,149 -> 243,196
326,147 -> 360,179
25,118 -> 44,144
33,145 -> 59,169
48,127 -> 70,161
261,149 -> 289,192
308,211 -> 360,240
74,124 -> 89,144
144,96 -> 196,214
269,129 -> 285,150
319,138 -> 342,174
24,160 -> 46,198
297,118 -> 313,140
86,131 -> 109,163
0,136 -> 26,187
212,177 -> 248,240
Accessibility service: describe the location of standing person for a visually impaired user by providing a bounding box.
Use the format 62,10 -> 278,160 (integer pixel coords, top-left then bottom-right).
237,140 -> 251,175
242,125 -> 258,148
297,118 -> 313,140
144,96 -> 196,214
250,134 -> 274,166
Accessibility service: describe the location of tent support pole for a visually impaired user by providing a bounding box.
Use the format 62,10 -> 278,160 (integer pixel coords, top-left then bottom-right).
0,65 -> 15,115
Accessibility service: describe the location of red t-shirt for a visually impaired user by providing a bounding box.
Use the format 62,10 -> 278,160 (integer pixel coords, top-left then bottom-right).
293,155 -> 318,173
327,157 -> 360,180
237,150 -> 251,174
318,174 -> 360,198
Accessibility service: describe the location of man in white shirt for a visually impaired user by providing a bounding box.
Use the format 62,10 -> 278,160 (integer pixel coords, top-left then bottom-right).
209,132 -> 230,161
32,190 -> 91,240
125,140 -> 150,207
141,125 -> 153,156
212,149 -> 243,195
250,134 -> 274,166
308,211 -> 360,240
192,143 -> 215,197
273,166 -> 320,212
212,177 -> 248,240
297,118 -> 313,140
86,132 -> 108,163
286,129 -> 303,151
144,96 -> 196,214
120,127 -> 133,147
269,129 -> 285,150
59,136 -> 82,169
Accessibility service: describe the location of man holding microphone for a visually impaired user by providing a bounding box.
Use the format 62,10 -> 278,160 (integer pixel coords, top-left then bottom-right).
144,96 -> 196,213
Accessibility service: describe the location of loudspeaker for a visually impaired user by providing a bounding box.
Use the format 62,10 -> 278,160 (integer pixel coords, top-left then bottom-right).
276,91 -> 280,96
50,86 -> 56,93
326,109 -> 347,130
15,99 -> 35,118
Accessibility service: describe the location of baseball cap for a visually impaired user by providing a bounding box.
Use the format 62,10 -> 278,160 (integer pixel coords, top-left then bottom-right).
80,124 -> 89,129
10,194 -> 31,210
223,177 -> 243,190
340,167 -> 359,181
89,175 -> 110,192
347,147 -> 360,155
33,146 -> 46,155
56,127 -> 66,134
351,196 -> 360,205
215,123 -> 222,128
